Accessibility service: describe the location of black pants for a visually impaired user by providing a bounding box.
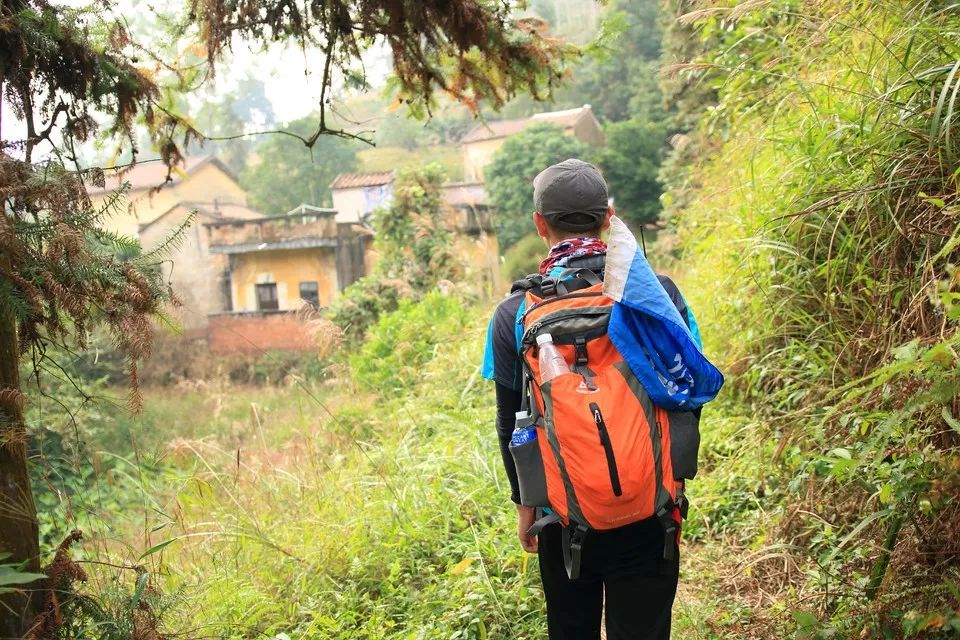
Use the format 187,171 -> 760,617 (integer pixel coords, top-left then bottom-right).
537,517 -> 679,640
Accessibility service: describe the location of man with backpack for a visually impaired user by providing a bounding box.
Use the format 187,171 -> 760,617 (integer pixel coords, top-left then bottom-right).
482,159 -> 716,640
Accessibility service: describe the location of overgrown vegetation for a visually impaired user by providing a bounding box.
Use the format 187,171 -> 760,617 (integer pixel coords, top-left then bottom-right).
10,1 -> 960,638
662,1 -> 960,636
327,165 -> 465,342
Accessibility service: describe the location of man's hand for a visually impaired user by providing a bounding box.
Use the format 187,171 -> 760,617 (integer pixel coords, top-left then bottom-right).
516,504 -> 538,553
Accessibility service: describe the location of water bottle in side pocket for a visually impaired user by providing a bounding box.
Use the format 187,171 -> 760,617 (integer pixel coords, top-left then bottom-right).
510,410 -> 548,506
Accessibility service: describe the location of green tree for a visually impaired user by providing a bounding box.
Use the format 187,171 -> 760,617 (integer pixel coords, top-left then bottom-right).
242,117 -> 360,213
485,124 -> 591,251
551,0 -> 665,123
327,164 -> 463,341
596,116 -> 669,227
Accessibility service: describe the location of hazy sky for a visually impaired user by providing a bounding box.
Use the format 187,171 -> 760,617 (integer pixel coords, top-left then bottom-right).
2,0 -> 601,162
0,0 -> 393,161
198,37 -> 393,125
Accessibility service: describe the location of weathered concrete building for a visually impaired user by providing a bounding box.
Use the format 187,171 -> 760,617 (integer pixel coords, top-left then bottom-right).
329,171 -> 394,224
86,157 -> 372,341
88,156 -> 247,238
138,201 -> 263,329
203,206 -> 371,354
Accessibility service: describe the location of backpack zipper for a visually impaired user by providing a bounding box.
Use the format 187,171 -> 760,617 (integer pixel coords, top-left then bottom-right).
518,292 -> 603,324
589,403 -> 622,497
522,308 -> 611,347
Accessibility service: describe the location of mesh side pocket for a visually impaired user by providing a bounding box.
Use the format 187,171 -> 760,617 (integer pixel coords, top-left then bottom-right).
668,410 -> 701,480
510,437 -> 549,507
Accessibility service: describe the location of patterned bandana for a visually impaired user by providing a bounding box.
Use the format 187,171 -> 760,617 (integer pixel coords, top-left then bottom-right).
538,237 -> 608,275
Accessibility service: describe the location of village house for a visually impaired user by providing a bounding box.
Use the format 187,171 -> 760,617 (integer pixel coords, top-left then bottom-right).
329,171 -> 394,224
88,156 -> 248,238
329,172 -> 500,290
137,200 -> 263,329
204,205 -> 371,354
87,157 -> 371,346
460,104 -> 604,183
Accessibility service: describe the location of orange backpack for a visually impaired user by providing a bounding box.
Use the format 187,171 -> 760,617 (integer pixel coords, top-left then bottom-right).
514,269 -> 684,578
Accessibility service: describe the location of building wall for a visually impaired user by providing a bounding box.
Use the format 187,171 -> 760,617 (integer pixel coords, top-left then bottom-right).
90,163 -> 248,238
331,187 -> 365,224
572,116 -> 605,146
139,207 -> 229,329
462,138 -> 505,183
229,247 -> 339,312
331,185 -> 392,224
207,313 -> 315,354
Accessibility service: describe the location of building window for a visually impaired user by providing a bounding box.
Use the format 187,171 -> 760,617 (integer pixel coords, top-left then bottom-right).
255,283 -> 278,311
299,281 -> 319,309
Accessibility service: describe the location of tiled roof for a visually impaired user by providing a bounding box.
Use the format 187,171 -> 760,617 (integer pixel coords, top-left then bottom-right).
462,105 -> 593,143
329,171 -> 395,189
88,156 -> 232,194
139,201 -> 265,233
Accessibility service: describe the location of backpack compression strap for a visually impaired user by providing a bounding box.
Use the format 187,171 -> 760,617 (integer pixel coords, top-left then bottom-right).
526,513 -> 588,581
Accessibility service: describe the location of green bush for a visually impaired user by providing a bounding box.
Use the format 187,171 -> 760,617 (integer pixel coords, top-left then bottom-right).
350,291 -> 471,394
328,164 -> 465,343
500,233 -> 544,282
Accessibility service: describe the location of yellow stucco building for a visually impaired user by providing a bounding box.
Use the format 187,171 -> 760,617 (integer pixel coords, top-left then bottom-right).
87,157 -> 370,331
206,208 -> 348,313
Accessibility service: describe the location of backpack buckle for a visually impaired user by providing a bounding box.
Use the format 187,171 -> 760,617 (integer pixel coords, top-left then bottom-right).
574,336 -> 589,366
676,486 -> 690,520
540,278 -> 558,298
657,504 -> 678,563
573,337 -> 597,391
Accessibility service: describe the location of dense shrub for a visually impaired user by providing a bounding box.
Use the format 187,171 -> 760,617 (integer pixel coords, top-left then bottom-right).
350,291 -> 471,394
500,233 -> 545,282
664,1 -> 960,636
327,164 -> 466,343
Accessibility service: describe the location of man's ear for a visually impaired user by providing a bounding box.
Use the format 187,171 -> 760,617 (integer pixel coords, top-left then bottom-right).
601,205 -> 615,230
533,211 -> 550,238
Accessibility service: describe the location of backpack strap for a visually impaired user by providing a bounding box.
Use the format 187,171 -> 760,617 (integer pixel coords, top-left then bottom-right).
519,369 -> 540,426
510,274 -> 544,295
526,511 -> 560,537
572,335 -> 597,391
562,524 -> 589,580
554,268 -> 601,296
512,268 -> 602,299
525,514 -> 588,581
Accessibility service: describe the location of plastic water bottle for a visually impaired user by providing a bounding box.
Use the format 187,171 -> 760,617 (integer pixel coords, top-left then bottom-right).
537,333 -> 570,382
511,410 -> 536,446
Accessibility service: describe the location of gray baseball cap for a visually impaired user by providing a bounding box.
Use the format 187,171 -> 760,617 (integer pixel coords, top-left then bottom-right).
532,158 -> 609,232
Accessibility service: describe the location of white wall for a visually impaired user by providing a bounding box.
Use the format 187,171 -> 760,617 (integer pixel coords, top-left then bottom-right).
332,184 -> 392,224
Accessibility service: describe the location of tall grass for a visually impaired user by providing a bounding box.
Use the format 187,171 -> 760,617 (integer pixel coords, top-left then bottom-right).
29,294 -> 558,638
666,0 -> 960,636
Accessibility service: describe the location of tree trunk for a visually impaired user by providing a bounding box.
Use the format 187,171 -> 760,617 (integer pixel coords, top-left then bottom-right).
0,253 -> 41,637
